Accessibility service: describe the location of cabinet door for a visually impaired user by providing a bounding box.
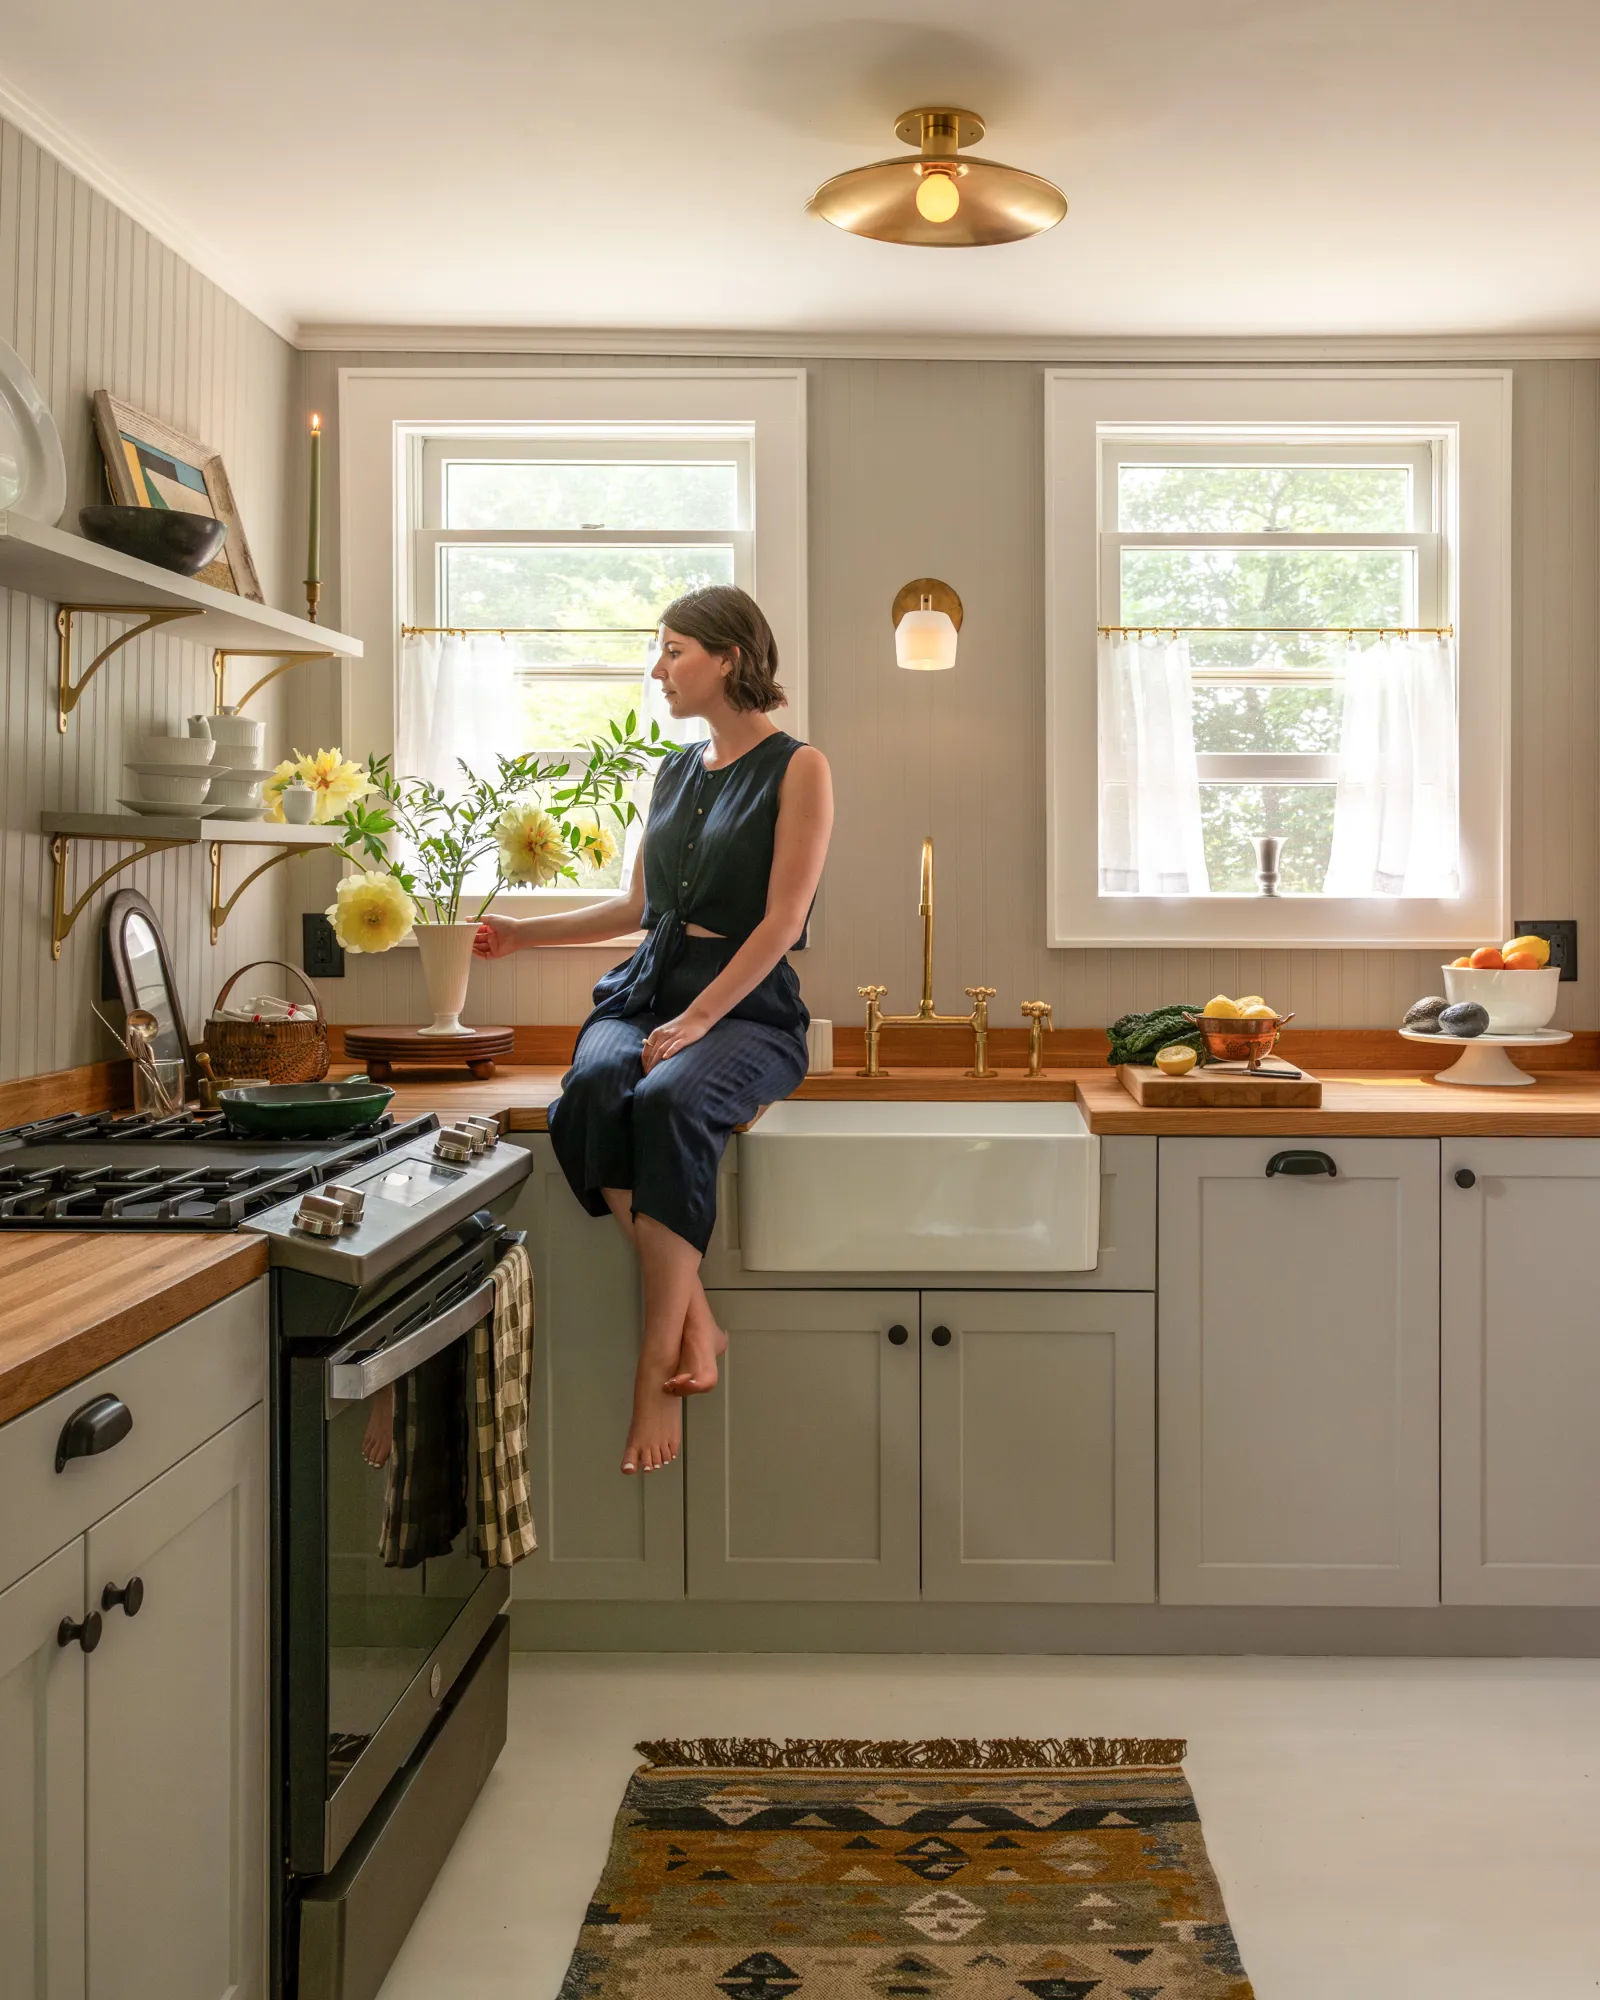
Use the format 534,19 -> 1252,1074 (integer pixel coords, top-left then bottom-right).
1159,1138 -> 1440,1606
507,1139 -> 684,1601
85,1408 -> 266,2000
921,1292 -> 1154,1604
0,1542 -> 86,2000
1442,1140 -> 1600,1604
687,1292 -> 920,1599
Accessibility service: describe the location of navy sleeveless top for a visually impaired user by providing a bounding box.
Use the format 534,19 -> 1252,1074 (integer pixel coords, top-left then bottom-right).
584,731 -> 810,1044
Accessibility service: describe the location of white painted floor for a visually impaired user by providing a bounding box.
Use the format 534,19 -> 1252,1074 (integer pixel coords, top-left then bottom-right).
377,1652 -> 1600,1999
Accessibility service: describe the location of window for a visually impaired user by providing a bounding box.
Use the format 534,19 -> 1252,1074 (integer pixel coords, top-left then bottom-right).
1046,370 -> 1511,949
339,369 -> 807,909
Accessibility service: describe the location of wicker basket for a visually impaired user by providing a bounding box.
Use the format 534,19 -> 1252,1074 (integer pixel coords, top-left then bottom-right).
204,960 -> 329,1085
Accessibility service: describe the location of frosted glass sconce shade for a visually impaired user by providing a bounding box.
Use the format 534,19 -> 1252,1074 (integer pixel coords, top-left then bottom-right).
892,577 -> 964,672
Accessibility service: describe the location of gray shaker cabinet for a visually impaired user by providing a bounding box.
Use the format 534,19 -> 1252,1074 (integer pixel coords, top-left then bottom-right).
1441,1140 -> 1600,1605
687,1290 -> 921,1600
1158,1137 -> 1441,1606
920,1291 -> 1155,1604
506,1138 -> 684,1602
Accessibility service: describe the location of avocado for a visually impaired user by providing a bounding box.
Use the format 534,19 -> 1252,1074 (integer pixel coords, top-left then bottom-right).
1404,995 -> 1449,1028
1439,1001 -> 1490,1038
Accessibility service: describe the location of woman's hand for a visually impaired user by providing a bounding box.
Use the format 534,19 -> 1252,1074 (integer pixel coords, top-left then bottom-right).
642,1008 -> 713,1073
473,916 -> 521,959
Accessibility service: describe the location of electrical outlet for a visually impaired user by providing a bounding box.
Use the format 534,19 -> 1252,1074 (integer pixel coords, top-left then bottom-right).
302,912 -> 345,979
1514,918 -> 1577,982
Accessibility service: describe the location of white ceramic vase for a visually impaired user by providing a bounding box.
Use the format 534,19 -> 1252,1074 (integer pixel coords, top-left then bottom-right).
414,921 -> 478,1036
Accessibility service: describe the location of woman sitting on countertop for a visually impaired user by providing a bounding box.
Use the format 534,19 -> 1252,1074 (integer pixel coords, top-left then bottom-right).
475,585 -> 833,1476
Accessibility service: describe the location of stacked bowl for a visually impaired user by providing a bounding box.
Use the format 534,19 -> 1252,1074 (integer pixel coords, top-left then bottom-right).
122,732 -> 224,816
190,711 -> 273,819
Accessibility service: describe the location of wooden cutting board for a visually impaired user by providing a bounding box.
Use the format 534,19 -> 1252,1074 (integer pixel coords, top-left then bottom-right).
1118,1063 -> 1323,1107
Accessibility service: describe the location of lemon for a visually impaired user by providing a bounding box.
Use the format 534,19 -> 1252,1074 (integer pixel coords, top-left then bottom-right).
1240,1003 -> 1278,1020
1201,995 -> 1242,1018
1502,935 -> 1550,967
1235,995 -> 1266,1011
1154,1044 -> 1198,1076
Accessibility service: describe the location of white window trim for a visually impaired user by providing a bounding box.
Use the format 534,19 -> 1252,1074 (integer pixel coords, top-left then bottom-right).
1044,368 -> 1512,949
337,367 -> 808,919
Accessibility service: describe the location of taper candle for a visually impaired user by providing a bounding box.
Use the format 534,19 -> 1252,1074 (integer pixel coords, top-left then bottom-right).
306,412 -> 322,591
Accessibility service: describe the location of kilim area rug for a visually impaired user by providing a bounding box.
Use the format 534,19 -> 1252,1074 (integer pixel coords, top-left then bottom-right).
558,1736 -> 1254,1998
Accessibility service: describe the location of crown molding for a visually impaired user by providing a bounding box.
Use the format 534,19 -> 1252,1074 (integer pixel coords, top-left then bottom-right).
294,321 -> 1600,362
0,74 -> 296,344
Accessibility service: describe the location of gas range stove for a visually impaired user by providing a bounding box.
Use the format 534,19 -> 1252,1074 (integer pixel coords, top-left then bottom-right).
0,1106 -> 530,1284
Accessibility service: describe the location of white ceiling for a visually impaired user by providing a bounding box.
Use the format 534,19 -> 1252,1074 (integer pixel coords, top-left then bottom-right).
7,0 -> 1600,344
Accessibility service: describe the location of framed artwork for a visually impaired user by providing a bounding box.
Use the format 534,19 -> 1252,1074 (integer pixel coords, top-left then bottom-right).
91,390 -> 263,600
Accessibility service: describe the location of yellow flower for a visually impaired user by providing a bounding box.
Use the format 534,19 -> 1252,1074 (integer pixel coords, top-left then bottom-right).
325,871 -> 415,954
497,801 -> 569,886
571,816 -> 619,871
266,748 -> 371,824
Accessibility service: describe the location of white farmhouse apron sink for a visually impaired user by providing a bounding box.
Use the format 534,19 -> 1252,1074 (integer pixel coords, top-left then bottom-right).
736,1099 -> 1101,1271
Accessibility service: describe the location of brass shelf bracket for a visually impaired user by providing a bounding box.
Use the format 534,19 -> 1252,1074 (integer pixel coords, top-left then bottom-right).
57,604 -> 204,733
213,648 -> 337,711
210,841 -> 319,945
50,832 -> 185,960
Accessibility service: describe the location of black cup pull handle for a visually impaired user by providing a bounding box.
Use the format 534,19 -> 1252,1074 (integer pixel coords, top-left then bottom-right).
58,1611 -> 102,1654
1454,1168 -> 1477,1189
887,1324 -> 909,1346
102,1576 -> 145,1619
55,1394 -> 133,1474
1265,1150 -> 1338,1179
930,1324 -> 953,1348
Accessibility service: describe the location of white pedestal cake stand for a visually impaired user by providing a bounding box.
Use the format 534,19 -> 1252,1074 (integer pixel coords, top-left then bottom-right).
1400,1024 -> 1571,1086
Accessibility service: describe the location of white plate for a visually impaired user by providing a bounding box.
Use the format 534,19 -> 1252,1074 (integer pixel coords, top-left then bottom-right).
207,765 -> 276,784
208,804 -> 270,820
125,760 -> 234,779
0,336 -> 66,524
118,798 -> 225,819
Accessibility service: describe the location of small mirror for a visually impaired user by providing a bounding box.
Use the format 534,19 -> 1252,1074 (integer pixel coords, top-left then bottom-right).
102,890 -> 195,1101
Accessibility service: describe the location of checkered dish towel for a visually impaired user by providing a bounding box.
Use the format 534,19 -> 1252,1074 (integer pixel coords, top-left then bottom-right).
472,1240 -> 537,1567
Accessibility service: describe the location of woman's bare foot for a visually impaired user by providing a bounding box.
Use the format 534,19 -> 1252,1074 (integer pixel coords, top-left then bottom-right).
665,1300 -> 727,1397
622,1334 -> 684,1473
361,1384 -> 394,1468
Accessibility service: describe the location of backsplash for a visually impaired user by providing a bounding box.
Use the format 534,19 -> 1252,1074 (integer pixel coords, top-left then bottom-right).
292,348 -> 1598,1033
0,115 -> 298,1084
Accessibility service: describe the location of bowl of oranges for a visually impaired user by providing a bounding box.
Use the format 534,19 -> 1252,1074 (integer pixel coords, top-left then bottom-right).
1442,935 -> 1558,1032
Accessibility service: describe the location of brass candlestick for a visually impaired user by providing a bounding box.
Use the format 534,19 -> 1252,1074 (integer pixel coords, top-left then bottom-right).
304,580 -> 321,624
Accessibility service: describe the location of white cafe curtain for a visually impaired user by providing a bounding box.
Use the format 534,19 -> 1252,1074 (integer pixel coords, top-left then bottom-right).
1325,635 -> 1460,898
1097,632 -> 1210,896
396,631 -> 518,794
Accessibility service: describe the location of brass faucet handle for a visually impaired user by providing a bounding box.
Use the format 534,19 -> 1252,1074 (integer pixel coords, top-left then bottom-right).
857,983 -> 888,1002
964,985 -> 997,1004
1020,1000 -> 1053,1021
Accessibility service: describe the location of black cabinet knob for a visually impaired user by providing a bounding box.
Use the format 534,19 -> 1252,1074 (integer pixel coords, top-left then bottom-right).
930,1325 -> 953,1348
887,1324 -> 909,1346
58,1611 -> 102,1654
102,1576 -> 145,1619
1454,1168 -> 1477,1189
55,1394 -> 133,1474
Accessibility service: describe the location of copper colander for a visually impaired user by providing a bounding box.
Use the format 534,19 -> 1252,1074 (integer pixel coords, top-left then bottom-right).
1183,1010 -> 1296,1070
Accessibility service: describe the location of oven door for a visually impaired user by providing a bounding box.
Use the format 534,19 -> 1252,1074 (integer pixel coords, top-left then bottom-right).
284,1233 -> 517,1876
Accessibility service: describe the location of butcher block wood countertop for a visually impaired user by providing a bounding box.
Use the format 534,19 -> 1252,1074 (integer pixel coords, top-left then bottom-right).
0,1234 -> 267,1428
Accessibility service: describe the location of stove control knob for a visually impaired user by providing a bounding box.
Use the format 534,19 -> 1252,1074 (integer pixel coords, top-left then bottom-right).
322,1182 -> 366,1224
460,1115 -> 500,1150
433,1126 -> 477,1164
293,1192 -> 350,1237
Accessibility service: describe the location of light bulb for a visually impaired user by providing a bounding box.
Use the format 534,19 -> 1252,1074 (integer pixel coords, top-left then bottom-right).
915,168 -> 960,224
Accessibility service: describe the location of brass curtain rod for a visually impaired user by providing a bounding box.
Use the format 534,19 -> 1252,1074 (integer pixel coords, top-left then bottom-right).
401,624 -> 658,638
1100,622 -> 1454,639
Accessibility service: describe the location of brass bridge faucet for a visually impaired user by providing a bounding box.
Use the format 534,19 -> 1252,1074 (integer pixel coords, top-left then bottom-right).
856,837 -> 999,1078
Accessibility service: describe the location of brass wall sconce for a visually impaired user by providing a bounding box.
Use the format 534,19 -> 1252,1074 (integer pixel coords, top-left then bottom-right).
893,578 -> 962,672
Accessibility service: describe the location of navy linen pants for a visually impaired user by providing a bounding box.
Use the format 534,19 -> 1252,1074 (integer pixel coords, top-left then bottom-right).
547,1013 -> 808,1254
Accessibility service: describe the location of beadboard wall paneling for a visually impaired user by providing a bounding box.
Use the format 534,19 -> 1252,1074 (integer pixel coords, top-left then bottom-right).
0,116 -> 298,1085
291,351 -> 1599,1034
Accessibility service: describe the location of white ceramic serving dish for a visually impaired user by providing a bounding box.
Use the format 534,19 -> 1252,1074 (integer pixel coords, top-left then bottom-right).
125,768 -> 214,806
188,711 -> 266,755
1442,964 -> 1560,1033
207,770 -> 272,807
738,1098 -> 1101,1272
130,733 -> 215,768
0,335 -> 67,523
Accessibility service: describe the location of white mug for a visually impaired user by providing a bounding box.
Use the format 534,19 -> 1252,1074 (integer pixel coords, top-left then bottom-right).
806,1018 -> 833,1074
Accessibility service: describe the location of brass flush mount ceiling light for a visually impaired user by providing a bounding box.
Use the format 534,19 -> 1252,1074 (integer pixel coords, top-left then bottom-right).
808,108 -> 1067,247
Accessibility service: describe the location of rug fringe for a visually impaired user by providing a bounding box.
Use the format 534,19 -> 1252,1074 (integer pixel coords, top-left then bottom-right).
633,1736 -> 1186,1772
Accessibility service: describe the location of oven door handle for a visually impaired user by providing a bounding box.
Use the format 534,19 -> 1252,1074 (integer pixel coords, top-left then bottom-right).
327,1280 -> 495,1402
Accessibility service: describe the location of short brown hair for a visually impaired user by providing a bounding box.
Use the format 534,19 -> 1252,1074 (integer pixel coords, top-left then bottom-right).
659,585 -> 786,713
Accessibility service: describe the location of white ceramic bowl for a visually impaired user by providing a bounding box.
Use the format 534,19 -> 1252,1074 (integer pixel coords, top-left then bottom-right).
192,712 -> 266,755
128,768 -> 214,806
207,775 -> 266,807
131,732 -> 214,767
1442,964 -> 1560,1032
